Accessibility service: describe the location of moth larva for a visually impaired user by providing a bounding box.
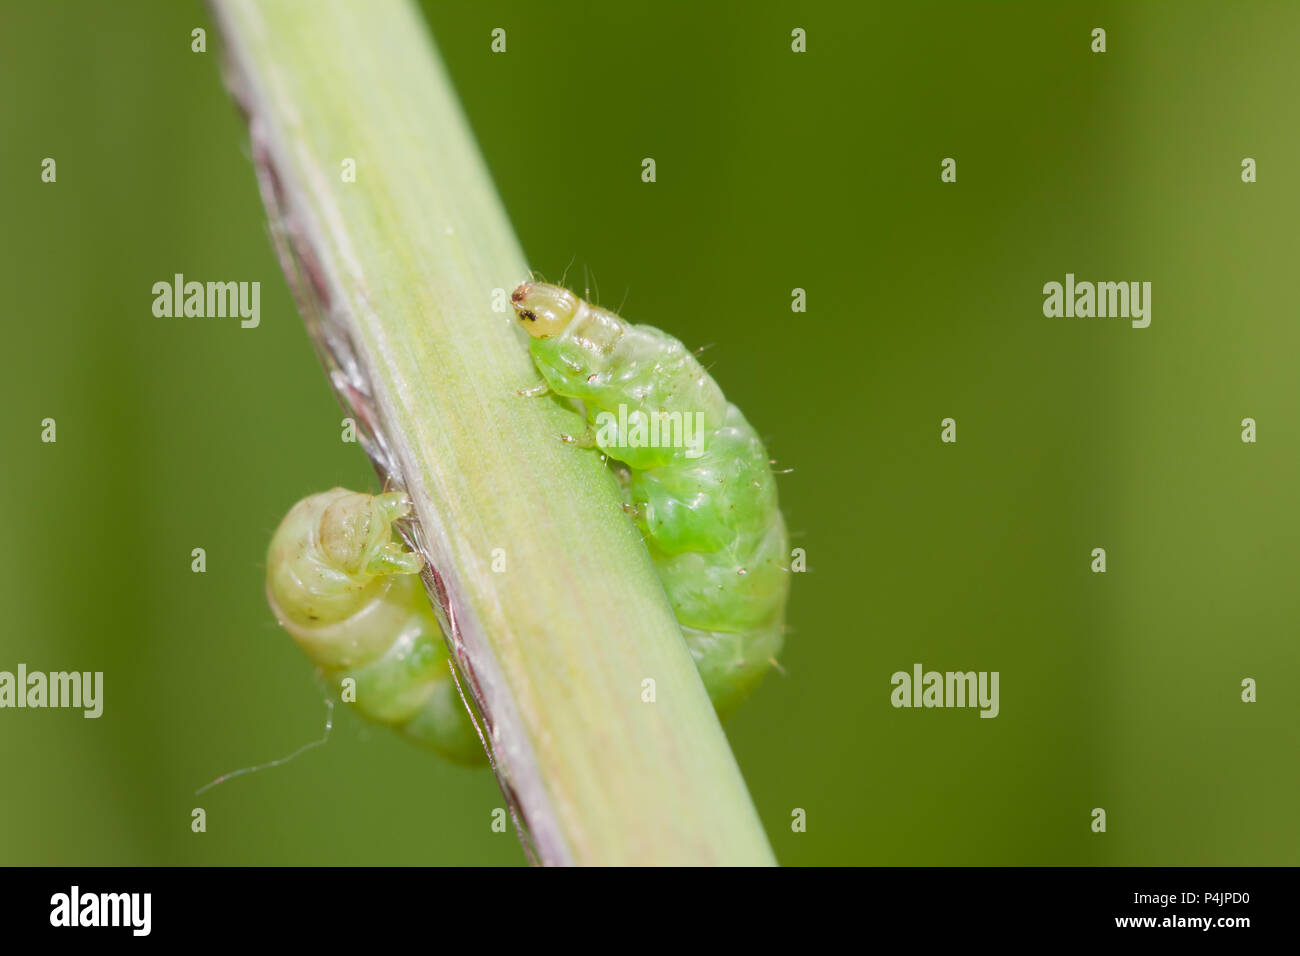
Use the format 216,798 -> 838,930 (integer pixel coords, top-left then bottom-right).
512,281 -> 790,717
266,283 -> 789,762
265,488 -> 484,764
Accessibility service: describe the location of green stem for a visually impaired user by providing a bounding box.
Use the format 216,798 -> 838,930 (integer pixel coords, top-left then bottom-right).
209,0 -> 774,865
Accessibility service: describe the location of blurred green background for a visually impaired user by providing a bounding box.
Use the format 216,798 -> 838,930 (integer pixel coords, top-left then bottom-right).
2,0 -> 1297,865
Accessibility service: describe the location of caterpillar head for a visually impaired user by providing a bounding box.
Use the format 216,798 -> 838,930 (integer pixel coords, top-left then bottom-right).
319,492 -> 406,575
512,281 -> 578,338
267,489 -> 424,637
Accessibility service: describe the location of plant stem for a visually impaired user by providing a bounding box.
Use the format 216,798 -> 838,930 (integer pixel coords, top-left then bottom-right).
209,0 -> 775,865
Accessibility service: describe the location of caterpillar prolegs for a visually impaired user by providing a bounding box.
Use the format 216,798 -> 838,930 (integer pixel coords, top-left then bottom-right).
266,282 -> 789,757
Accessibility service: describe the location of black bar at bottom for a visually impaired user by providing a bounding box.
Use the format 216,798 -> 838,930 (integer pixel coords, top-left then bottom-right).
0,866 -> 1286,941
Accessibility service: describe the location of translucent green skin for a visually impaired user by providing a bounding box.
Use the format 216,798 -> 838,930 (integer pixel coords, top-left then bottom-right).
265,488 -> 484,764
527,298 -> 789,717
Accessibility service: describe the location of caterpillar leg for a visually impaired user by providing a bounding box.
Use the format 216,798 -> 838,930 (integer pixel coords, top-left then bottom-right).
558,427 -> 597,448
517,381 -> 550,398
361,494 -> 423,574
266,488 -> 486,765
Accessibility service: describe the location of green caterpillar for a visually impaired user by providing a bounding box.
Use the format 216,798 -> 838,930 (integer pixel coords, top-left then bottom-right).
512,282 -> 790,717
265,488 -> 484,764
267,282 -> 789,758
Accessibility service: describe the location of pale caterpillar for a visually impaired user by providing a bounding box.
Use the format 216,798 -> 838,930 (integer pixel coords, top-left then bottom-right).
265,488 -> 485,764
266,282 -> 790,757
